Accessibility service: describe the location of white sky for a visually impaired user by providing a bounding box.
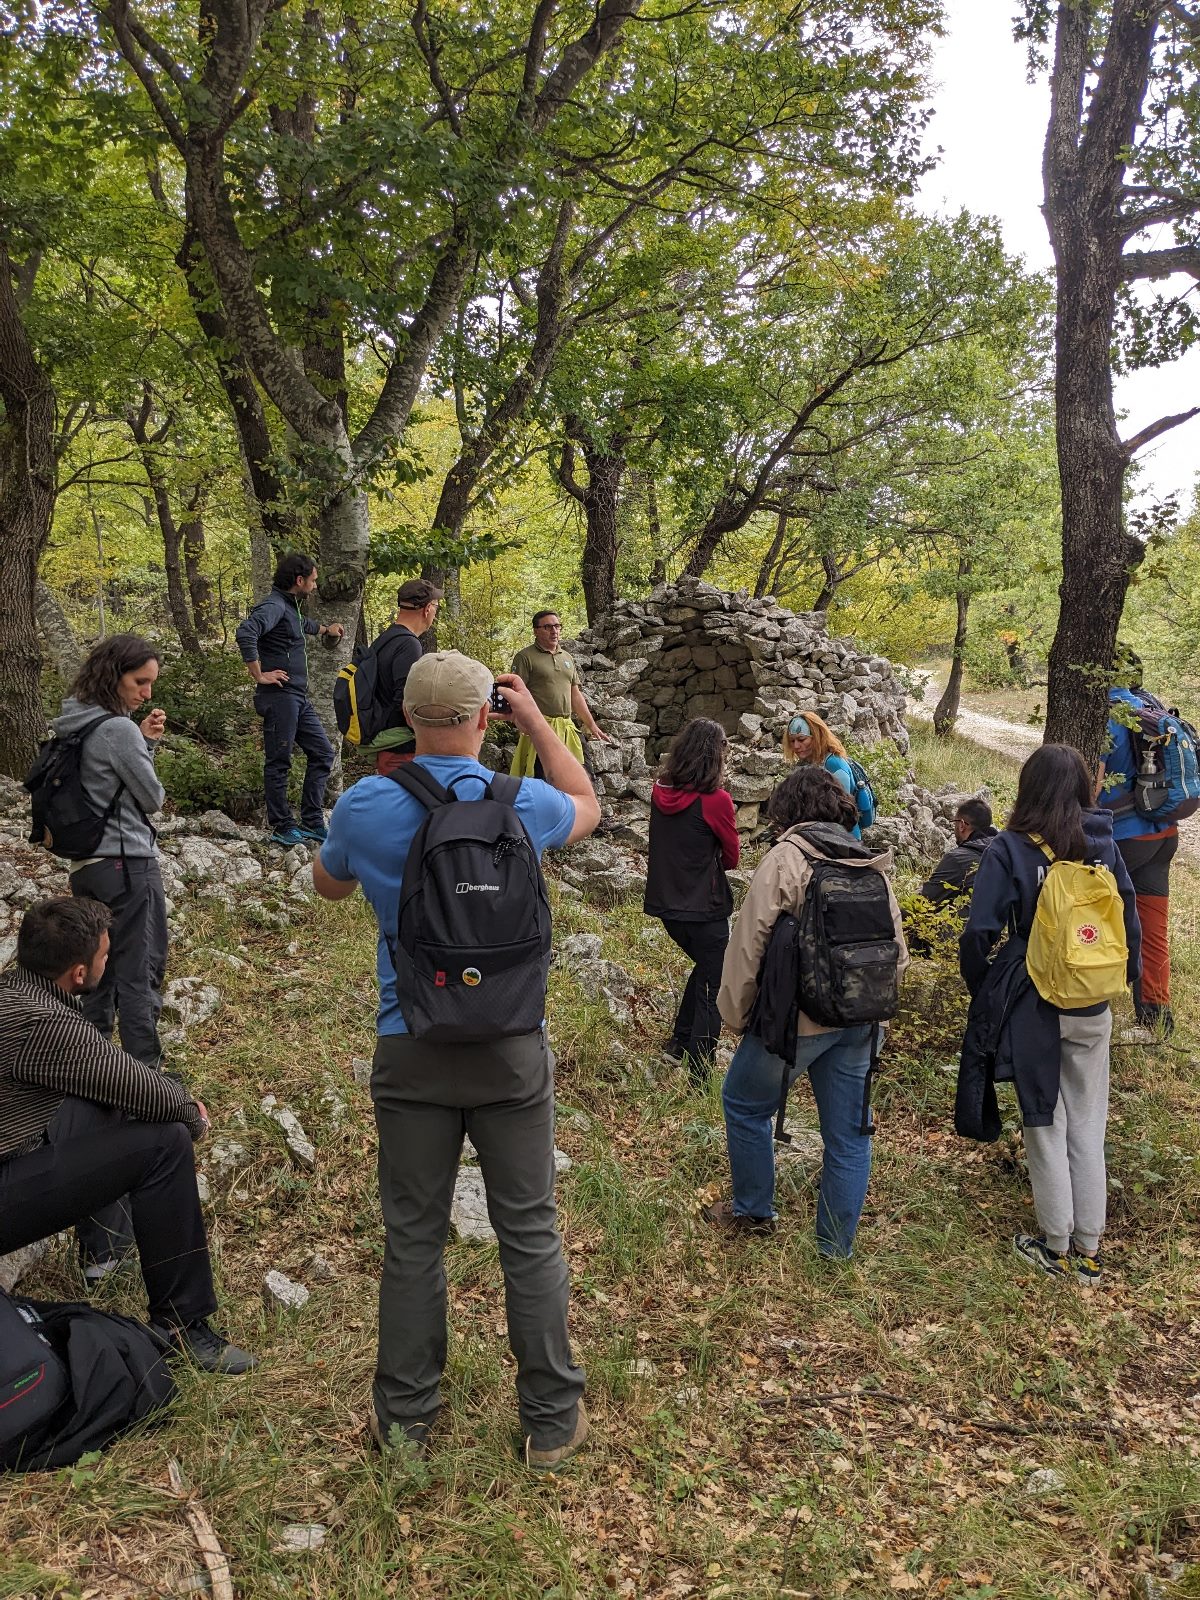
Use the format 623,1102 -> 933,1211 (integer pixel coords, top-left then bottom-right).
916,0 -> 1200,513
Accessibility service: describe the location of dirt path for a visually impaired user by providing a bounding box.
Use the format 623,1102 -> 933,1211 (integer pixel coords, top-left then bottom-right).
911,676 -> 1200,863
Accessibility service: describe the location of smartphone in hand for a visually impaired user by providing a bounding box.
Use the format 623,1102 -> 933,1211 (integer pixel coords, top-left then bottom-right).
489,685 -> 511,715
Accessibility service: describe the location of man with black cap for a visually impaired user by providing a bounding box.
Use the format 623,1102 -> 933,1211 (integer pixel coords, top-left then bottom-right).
361,579 -> 443,775
312,651 -> 598,1471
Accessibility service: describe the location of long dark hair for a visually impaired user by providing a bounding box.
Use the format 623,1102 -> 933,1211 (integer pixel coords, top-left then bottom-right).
1007,743 -> 1092,860
71,634 -> 161,714
767,765 -> 858,833
658,718 -> 728,794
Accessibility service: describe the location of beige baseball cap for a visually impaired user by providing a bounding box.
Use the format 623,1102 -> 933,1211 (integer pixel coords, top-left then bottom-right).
403,650 -> 493,727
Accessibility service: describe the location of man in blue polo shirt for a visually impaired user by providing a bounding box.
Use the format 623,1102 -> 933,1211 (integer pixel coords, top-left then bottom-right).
313,649 -> 599,1470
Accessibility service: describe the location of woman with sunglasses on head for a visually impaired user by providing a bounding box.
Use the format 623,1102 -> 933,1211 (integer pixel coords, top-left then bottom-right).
644,718 -> 740,1084
782,710 -> 862,837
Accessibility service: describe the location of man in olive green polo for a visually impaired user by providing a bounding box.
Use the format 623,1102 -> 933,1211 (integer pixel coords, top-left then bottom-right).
509,610 -> 612,778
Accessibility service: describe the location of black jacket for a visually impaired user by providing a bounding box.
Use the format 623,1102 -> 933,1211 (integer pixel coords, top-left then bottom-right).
235,586 -> 320,694
644,785 -> 739,922
956,810 -> 1141,1137
919,827 -> 997,907
371,624 -> 424,732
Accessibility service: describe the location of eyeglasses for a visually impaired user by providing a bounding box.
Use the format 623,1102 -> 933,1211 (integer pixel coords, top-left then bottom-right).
537,623 -> 563,632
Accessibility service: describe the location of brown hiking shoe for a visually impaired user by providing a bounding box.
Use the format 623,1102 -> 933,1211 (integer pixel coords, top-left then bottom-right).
524,1401 -> 589,1472
701,1199 -> 775,1236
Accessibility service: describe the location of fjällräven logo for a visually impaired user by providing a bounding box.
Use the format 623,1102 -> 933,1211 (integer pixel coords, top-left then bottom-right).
1076,924 -> 1100,945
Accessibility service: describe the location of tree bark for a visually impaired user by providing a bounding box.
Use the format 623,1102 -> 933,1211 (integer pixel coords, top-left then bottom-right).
811,551 -> 841,613
559,429 -> 625,623
754,512 -> 789,598
1040,0 -> 1157,768
34,580 -> 83,683
127,392 -> 202,655
180,483 -> 216,637
0,239 -> 56,775
933,566 -> 971,737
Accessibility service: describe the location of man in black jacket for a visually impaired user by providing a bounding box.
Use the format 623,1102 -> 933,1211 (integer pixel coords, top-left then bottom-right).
235,553 -> 345,848
919,798 -> 997,908
362,579 -> 443,775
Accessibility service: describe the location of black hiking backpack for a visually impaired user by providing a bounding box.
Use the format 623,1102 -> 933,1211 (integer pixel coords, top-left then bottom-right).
24,714 -> 123,859
0,1289 -> 174,1472
387,764 -> 553,1041
750,830 -> 901,1141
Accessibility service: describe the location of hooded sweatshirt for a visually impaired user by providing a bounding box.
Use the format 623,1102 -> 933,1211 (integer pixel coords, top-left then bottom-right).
919,826 -> 998,907
644,783 -> 740,921
50,699 -> 164,858
719,820 -> 908,1036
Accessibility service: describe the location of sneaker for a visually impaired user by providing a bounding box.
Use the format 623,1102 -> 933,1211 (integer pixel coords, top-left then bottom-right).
662,1039 -> 685,1062
1013,1233 -> 1071,1279
268,825 -> 305,848
525,1401 -> 589,1472
157,1319 -> 257,1375
1069,1244 -> 1102,1285
297,823 -> 328,843
701,1199 -> 775,1237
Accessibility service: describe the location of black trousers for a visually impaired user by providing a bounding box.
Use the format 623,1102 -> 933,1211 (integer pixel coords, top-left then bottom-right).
662,916 -> 730,1078
0,1097 -> 216,1327
71,855 -> 169,1265
253,687 -> 334,830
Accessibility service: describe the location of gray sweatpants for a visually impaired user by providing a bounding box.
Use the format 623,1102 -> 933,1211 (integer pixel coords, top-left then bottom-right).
371,1030 -> 584,1450
1023,1008 -> 1112,1255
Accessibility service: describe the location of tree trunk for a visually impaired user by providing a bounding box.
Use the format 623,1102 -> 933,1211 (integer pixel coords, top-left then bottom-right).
1040,0 -> 1156,769
35,579 -> 83,683
127,394 -> 202,654
754,512 -> 789,598
811,551 -> 841,613
0,240 -> 56,775
181,485 -> 216,637
933,570 -> 970,737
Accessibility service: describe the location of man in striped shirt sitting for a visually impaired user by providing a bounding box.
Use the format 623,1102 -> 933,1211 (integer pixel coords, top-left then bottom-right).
0,898 -> 254,1374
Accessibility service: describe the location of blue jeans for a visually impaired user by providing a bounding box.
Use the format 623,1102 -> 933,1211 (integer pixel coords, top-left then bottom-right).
721,1026 -> 875,1257
254,687 -> 334,830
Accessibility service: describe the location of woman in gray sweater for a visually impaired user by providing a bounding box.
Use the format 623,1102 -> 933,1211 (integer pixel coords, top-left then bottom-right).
52,634 -> 168,1279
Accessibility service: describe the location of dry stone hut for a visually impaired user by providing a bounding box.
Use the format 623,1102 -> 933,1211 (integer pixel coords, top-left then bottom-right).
564,576 -> 913,842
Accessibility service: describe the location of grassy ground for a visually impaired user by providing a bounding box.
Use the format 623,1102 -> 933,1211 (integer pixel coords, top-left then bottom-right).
2,812 -> 1198,1597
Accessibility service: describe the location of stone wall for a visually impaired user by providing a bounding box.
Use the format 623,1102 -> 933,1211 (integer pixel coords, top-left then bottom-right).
563,576 -> 910,840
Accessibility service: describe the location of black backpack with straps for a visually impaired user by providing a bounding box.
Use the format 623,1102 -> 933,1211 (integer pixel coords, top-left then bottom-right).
387,764 -> 553,1041
24,713 -> 123,859
0,1289 -> 174,1472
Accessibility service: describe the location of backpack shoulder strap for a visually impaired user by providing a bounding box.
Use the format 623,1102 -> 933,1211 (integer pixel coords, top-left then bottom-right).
386,762 -> 452,811
484,772 -> 522,806
1027,831 -> 1055,865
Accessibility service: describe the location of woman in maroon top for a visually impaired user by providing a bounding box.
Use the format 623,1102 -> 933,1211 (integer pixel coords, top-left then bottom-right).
644,718 -> 741,1083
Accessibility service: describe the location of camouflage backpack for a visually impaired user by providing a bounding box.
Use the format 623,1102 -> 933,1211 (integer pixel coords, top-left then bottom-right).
795,855 -> 901,1030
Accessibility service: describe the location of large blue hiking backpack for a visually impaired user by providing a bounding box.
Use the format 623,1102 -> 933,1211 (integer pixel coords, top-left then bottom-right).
1122,691 -> 1200,824
826,754 -> 878,831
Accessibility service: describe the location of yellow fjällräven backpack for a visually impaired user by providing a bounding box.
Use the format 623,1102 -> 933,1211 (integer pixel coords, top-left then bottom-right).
1025,835 -> 1128,1009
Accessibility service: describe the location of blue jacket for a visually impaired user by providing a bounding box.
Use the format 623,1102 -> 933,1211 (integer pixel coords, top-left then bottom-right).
956,810 -> 1141,1135
1099,687 -> 1176,842
235,586 -> 321,695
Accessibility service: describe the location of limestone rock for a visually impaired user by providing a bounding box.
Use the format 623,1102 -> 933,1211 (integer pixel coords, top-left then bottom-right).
450,1165 -> 496,1242
264,1270 -> 310,1312
276,1523 -> 325,1553
261,1095 -> 316,1170
351,1056 -> 373,1087
161,978 -> 221,1039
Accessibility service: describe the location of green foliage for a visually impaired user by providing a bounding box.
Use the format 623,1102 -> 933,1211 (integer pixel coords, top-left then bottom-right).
155,734 -> 266,819
152,650 -> 255,746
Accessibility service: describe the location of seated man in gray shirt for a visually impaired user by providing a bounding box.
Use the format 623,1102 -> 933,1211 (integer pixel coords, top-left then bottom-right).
0,898 -> 253,1374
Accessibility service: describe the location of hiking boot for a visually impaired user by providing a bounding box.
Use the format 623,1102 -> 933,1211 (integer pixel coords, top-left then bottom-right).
297,823 -> 328,843
1013,1233 -> 1071,1279
1135,1002 -> 1176,1038
367,1409 -> 431,1458
701,1199 -> 775,1236
157,1319 -> 257,1375
268,825 -> 305,848
525,1401 -> 589,1472
1069,1244 -> 1103,1286
662,1038 -> 685,1062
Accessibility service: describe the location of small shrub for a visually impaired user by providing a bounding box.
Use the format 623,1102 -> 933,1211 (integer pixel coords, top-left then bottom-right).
153,650 -> 255,745
157,733 -> 267,820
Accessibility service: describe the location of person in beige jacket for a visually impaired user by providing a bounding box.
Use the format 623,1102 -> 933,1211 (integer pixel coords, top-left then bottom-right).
704,766 -> 908,1254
